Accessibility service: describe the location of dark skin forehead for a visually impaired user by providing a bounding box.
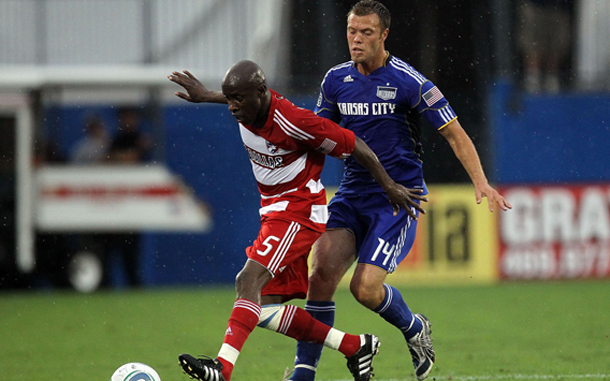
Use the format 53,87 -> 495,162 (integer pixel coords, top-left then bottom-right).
221,60 -> 266,93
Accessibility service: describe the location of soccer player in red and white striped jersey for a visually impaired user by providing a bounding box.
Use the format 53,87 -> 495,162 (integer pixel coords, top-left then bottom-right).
168,60 -> 426,381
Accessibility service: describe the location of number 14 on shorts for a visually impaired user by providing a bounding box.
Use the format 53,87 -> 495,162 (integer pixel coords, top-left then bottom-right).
371,237 -> 395,266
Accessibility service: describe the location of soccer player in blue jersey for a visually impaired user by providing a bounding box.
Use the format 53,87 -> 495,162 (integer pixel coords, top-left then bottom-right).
289,1 -> 512,381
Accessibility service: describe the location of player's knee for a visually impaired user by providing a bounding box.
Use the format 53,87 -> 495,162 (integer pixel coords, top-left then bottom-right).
308,271 -> 340,301
349,282 -> 370,303
235,265 -> 269,297
308,268 -> 339,293
349,279 -> 380,309
308,267 -> 328,285
234,269 -> 249,295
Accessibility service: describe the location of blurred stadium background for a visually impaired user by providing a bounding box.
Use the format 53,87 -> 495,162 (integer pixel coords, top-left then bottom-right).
0,0 -> 609,292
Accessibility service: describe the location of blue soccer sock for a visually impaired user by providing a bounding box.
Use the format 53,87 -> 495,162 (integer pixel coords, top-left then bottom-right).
291,301 -> 335,381
374,283 -> 423,341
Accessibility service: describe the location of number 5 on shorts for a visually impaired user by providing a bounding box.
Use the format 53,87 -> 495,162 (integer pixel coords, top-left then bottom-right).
257,235 -> 280,256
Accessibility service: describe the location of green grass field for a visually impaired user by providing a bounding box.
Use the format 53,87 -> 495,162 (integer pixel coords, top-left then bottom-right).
1,280 -> 609,381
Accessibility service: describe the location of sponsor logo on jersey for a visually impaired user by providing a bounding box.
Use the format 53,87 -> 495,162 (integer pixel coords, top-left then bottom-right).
245,146 -> 284,169
316,92 -> 323,108
343,75 -> 354,82
376,86 -> 397,100
422,86 -> 444,106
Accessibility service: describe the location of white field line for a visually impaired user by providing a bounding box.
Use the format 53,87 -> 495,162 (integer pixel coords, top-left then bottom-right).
438,375 -> 610,381
327,375 -> 610,381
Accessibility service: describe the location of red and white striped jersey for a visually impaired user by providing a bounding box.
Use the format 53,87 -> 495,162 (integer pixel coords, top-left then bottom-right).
239,90 -> 356,232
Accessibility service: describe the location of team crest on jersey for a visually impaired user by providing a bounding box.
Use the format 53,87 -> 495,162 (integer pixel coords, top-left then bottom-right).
343,75 -> 354,83
266,141 -> 279,154
376,86 -> 397,100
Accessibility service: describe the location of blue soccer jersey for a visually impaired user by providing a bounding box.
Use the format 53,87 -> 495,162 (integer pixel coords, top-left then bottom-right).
315,54 -> 457,194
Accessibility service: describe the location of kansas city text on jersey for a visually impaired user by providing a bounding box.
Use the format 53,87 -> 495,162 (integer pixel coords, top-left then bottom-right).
337,102 -> 397,116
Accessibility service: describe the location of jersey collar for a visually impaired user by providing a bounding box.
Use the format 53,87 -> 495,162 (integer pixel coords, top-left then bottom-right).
350,51 -> 392,76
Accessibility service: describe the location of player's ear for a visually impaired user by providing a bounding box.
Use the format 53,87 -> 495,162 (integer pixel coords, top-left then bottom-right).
257,84 -> 268,97
381,28 -> 389,42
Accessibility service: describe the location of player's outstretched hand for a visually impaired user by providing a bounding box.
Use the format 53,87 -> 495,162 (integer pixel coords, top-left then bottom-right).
168,70 -> 222,103
476,183 -> 512,212
386,185 -> 428,219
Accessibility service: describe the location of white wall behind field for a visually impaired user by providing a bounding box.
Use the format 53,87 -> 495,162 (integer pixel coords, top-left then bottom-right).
0,0 -> 290,87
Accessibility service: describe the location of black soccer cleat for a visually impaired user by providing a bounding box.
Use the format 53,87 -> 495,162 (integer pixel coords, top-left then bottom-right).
407,314 -> 436,381
345,334 -> 380,381
179,353 -> 226,381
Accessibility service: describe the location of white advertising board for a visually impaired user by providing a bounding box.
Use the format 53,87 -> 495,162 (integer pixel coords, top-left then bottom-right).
35,165 -> 212,232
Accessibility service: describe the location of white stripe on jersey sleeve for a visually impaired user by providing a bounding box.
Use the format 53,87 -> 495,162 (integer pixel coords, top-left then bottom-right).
389,58 -> 426,84
326,61 -> 352,76
438,105 -> 456,124
319,62 -> 352,105
274,110 -> 315,140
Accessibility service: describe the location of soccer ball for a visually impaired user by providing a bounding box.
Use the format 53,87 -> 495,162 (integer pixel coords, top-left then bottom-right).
111,362 -> 161,381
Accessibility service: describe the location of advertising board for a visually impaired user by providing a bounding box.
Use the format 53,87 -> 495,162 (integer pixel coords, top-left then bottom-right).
390,185 -> 499,285
36,165 -> 212,232
499,184 -> 610,279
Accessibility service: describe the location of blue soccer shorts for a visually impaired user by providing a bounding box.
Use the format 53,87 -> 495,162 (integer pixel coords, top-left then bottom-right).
326,191 -> 419,273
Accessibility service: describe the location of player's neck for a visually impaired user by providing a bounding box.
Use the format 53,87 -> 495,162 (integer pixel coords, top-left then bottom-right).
356,50 -> 389,76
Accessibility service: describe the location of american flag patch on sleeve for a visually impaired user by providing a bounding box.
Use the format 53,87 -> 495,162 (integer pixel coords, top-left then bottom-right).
316,138 -> 337,154
422,86 -> 444,107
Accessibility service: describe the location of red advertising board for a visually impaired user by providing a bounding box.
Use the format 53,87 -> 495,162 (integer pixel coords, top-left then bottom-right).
499,184 -> 610,279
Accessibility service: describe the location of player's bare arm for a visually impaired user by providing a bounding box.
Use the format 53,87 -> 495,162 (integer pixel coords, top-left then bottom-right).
439,119 -> 512,212
167,70 -> 227,104
351,136 -> 427,219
